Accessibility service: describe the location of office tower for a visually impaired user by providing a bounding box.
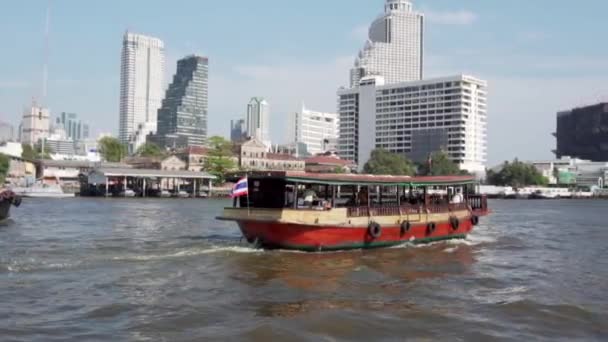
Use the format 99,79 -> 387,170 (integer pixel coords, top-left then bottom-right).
230,119 -> 247,142
55,112 -> 90,142
0,121 -> 14,142
246,97 -> 270,145
338,75 -> 488,174
21,104 -> 50,146
555,103 -> 608,161
288,105 -> 339,155
119,32 -> 165,145
350,0 -> 424,87
150,55 -> 208,149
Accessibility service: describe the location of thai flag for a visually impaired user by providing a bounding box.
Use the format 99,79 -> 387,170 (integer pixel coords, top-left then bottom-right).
231,177 -> 248,198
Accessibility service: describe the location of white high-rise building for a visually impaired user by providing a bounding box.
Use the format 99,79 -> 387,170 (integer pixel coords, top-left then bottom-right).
350,0 -> 424,87
246,97 -> 270,145
288,105 -> 339,156
338,75 -> 488,174
119,32 -> 165,147
20,104 -> 50,146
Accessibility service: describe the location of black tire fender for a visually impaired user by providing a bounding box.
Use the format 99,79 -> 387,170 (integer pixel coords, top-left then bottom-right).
368,222 -> 382,239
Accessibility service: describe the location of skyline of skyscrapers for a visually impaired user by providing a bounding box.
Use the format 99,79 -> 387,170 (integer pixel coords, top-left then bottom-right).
119,32 -> 165,146
246,97 -> 270,146
350,0 -> 423,87
149,55 -> 209,149
55,112 -> 90,142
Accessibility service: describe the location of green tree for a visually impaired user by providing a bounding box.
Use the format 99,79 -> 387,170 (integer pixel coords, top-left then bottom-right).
135,142 -> 165,158
203,136 -> 236,184
487,159 -> 548,187
418,151 -> 463,176
363,149 -> 414,176
333,166 -> 347,174
21,143 -> 51,160
0,153 -> 9,184
98,137 -> 127,162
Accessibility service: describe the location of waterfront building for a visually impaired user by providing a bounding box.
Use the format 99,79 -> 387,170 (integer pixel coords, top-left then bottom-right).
230,119 -> 247,143
238,137 -> 304,171
555,103 -> 608,162
175,146 -> 210,172
304,153 -> 356,173
0,143 -> 36,185
530,157 -> 608,189
45,137 -> 76,156
150,55 -> 209,149
119,32 -> 165,145
350,0 -> 424,87
0,121 -> 15,142
246,97 -> 270,146
338,75 -> 488,174
20,104 -> 50,146
288,105 -> 339,156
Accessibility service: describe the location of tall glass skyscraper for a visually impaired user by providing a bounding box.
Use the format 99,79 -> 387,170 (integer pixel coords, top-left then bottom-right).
350,0 -> 423,87
55,112 -> 90,142
246,97 -> 270,145
119,32 -> 165,144
150,55 -> 208,149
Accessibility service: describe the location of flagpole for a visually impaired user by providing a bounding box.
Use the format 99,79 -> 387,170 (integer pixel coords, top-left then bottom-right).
246,179 -> 250,217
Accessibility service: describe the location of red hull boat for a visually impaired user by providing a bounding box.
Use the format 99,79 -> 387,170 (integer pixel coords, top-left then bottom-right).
218,172 -> 489,252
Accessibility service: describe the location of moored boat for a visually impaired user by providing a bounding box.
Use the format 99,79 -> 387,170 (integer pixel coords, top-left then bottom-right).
217,172 -> 489,252
11,182 -> 75,199
0,190 -> 22,222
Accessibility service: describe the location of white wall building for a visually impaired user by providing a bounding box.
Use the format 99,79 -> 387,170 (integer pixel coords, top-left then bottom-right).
288,105 -> 339,156
119,32 -> 165,146
338,75 -> 488,174
246,97 -> 270,146
129,121 -> 157,154
350,0 -> 424,87
20,104 -> 50,146
530,157 -> 608,189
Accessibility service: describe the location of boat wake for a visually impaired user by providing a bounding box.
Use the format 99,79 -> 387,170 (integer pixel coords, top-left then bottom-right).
111,245 -> 263,262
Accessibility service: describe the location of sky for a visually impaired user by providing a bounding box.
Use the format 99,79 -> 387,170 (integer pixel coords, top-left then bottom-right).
1,0 -> 608,166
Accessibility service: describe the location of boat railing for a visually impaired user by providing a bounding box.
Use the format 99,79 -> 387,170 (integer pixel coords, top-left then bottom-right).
346,203 -> 469,218
467,195 -> 488,213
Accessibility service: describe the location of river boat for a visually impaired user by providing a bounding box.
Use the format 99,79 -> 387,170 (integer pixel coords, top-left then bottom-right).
217,172 -> 489,252
0,190 -> 22,222
11,183 -> 74,199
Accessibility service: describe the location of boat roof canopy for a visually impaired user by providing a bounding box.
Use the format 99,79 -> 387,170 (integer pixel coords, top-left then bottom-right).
246,172 -> 476,187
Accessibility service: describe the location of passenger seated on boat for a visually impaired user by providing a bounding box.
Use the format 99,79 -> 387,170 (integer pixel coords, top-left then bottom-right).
357,188 -> 369,206
285,187 -> 295,207
303,185 -> 317,207
451,189 -> 463,204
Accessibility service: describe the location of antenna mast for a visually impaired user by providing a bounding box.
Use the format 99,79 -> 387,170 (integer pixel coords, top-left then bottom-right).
42,0 -> 51,104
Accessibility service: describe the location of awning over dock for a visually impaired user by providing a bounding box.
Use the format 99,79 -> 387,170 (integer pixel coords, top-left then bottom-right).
87,168 -> 217,198
90,168 -> 216,180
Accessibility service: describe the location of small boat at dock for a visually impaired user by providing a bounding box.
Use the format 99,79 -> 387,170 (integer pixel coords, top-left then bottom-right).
0,190 -> 22,222
10,182 -> 75,199
217,172 -> 489,252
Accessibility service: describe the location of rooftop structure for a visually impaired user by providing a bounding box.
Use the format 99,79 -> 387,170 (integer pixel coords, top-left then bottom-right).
350,0 -> 424,87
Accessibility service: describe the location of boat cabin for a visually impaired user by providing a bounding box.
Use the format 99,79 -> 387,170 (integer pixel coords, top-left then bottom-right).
232,172 -> 488,216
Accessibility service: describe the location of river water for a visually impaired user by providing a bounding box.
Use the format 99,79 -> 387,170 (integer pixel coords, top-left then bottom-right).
1,198 -> 607,341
